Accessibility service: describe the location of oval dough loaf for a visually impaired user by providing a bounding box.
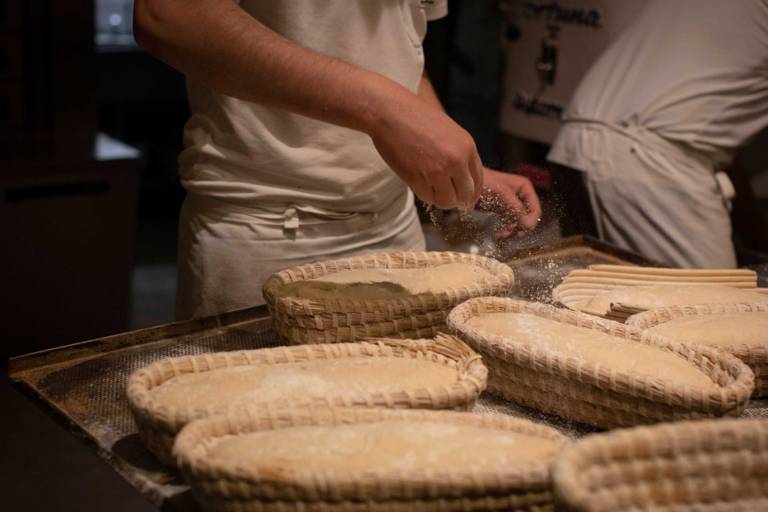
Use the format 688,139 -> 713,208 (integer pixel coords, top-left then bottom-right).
151,357 -> 458,411
279,262 -> 493,300
205,420 -> 561,475
466,312 -> 716,392
647,312 -> 768,350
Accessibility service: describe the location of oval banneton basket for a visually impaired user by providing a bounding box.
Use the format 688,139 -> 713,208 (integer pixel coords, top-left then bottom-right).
274,303 -> 450,330
272,310 -> 446,345
553,418 -> 768,512
174,406 -> 569,512
126,335 -> 488,465
446,297 -> 754,429
263,251 -> 515,320
627,302 -> 768,399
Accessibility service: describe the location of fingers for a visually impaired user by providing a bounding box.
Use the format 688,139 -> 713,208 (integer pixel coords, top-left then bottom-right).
433,179 -> 459,209
442,148 -> 483,209
494,190 -> 525,240
410,179 -> 435,206
515,178 -> 542,230
451,171 -> 476,208
478,171 -> 543,239
427,156 -> 478,209
468,153 -> 484,206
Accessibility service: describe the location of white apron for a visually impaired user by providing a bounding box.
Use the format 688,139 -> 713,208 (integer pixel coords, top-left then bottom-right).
174,1 -> 444,319
175,191 -> 426,320
550,120 -> 736,268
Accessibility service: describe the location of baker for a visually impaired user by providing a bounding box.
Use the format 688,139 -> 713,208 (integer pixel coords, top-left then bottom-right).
548,0 -> 768,268
133,0 -> 541,319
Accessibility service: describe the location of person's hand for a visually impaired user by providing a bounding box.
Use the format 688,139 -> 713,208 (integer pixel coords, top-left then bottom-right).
369,94 -> 483,209
479,168 -> 542,239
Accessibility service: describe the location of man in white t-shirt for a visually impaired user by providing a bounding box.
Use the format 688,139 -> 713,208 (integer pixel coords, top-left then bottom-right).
548,0 -> 768,268
134,0 -> 541,319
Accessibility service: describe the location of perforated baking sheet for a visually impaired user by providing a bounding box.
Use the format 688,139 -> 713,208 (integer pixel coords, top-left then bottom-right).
10,306 -> 767,511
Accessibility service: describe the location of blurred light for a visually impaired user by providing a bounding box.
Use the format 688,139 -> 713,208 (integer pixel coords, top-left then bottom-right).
109,14 -> 123,27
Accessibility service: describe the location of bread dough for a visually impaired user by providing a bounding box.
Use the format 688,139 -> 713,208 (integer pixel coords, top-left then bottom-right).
205,420 -> 560,475
648,312 -> 768,350
280,262 -> 493,300
151,357 -> 458,410
584,285 -> 766,316
466,312 -> 716,391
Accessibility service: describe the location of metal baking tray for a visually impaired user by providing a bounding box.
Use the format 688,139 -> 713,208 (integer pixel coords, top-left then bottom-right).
9,238 -> 767,510
506,235 -> 664,302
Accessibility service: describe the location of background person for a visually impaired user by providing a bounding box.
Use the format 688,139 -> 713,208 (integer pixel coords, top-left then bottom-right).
548,0 -> 768,268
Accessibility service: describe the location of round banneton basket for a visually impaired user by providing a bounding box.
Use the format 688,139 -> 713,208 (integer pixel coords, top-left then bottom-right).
263,251 -> 515,320
553,418 -> 768,512
446,297 -> 755,429
174,406 -> 569,512
626,302 -> 768,398
126,335 -> 488,465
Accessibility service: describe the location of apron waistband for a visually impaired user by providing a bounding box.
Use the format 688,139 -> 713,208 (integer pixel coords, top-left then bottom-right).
183,193 -> 379,232
562,118 -> 735,206
561,118 -> 716,170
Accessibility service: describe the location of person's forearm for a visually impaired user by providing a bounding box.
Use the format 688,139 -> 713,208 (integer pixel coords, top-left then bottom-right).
134,0 -> 413,136
135,0 -> 484,208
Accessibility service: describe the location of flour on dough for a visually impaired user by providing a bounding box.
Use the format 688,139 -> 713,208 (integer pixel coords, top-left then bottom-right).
280,263 -> 494,300
466,312 -> 716,391
648,312 -> 768,350
151,357 -> 458,411
205,420 -> 560,476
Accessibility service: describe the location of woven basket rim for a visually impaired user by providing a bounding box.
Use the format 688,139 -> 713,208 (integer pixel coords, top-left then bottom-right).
174,406 -> 569,502
552,417 -> 768,512
126,335 -> 488,436
263,251 -> 515,317
626,302 -> 768,365
446,297 -> 755,410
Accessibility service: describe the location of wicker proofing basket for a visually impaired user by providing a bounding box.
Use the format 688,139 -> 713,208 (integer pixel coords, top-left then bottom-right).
272,310 -> 447,345
626,302 -> 768,399
126,335 -> 488,466
274,304 -> 451,330
446,298 -> 754,429
174,406 -> 569,512
263,251 -> 515,320
553,418 -> 768,512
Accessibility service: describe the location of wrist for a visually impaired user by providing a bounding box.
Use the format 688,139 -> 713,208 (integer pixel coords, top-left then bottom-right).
357,75 -> 417,138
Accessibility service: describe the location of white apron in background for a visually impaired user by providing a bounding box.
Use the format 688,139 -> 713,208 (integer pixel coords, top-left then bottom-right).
550,120 -> 736,268
547,0 -> 768,268
175,1 -> 446,319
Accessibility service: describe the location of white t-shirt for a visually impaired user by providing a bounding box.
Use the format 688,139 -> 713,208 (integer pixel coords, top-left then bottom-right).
179,0 -> 448,214
550,0 -> 768,170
